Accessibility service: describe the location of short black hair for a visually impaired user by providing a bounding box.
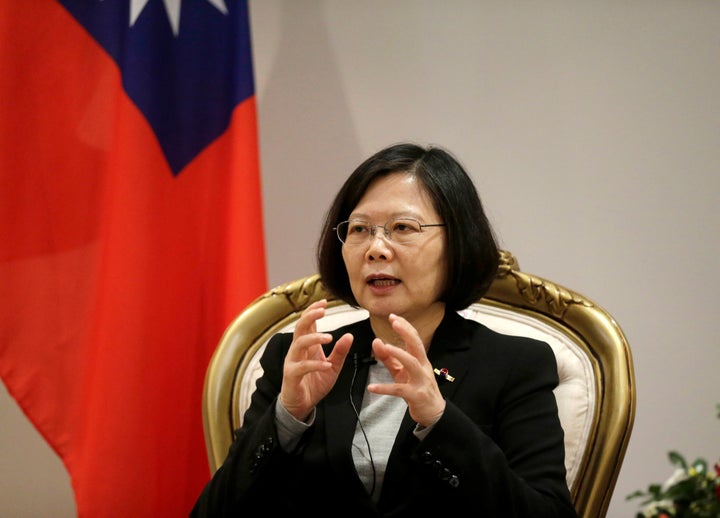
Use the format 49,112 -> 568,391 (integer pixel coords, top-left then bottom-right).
317,142 -> 499,311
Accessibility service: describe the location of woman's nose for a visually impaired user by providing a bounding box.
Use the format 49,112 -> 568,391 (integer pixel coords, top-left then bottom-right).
366,230 -> 393,260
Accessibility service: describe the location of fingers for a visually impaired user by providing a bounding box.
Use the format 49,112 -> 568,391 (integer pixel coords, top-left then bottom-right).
388,313 -> 428,360
368,335 -> 445,426
371,313 -> 429,371
367,314 -> 446,425
288,300 -> 332,361
370,339 -> 416,387
285,302 -> 353,375
280,302 -> 351,420
293,299 -> 328,337
327,333 -> 353,367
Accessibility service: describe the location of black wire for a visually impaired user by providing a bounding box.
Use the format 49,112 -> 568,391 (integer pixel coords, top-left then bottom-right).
350,355 -> 377,498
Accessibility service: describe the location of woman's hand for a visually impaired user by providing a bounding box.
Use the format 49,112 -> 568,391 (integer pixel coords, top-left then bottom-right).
279,299 -> 353,422
368,314 -> 446,427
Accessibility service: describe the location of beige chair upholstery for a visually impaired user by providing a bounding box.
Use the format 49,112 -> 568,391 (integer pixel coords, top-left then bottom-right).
201,250 -> 635,518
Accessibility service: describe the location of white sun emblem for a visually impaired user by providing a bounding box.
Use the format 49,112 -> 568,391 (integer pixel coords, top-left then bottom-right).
130,0 -> 229,36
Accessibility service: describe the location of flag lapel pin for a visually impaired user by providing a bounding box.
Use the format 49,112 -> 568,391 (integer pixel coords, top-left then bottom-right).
433,367 -> 455,382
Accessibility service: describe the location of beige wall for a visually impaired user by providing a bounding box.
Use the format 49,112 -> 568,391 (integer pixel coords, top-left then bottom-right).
2,1 -> 719,516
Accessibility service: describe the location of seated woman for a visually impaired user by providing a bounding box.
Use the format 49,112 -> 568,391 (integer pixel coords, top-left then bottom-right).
191,142 -> 577,517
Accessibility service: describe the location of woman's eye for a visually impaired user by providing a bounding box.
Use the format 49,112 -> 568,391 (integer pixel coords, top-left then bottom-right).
349,224 -> 369,234
392,220 -> 420,233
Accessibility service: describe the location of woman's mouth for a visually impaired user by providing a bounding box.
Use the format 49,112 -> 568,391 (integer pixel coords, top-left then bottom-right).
369,278 -> 400,287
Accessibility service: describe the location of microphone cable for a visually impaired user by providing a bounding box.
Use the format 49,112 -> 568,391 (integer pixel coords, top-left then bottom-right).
350,353 -> 377,498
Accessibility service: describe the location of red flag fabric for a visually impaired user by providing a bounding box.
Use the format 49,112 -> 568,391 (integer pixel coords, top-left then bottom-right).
0,1 -> 266,516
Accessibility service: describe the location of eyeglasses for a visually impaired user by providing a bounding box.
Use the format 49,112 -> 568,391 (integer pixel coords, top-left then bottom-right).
334,218 -> 446,245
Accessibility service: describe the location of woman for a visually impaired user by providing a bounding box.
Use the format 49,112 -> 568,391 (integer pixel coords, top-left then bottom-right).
191,143 -> 577,517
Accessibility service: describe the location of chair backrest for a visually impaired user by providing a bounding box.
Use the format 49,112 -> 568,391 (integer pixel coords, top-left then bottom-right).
201,250 -> 635,518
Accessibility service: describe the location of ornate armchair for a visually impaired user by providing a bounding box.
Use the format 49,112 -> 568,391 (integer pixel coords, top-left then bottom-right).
201,250 -> 635,517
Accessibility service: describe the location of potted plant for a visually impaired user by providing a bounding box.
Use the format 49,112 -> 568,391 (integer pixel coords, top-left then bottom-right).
627,404 -> 720,518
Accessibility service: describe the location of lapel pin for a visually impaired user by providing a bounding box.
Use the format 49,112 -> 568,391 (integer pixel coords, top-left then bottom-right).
433,367 -> 455,382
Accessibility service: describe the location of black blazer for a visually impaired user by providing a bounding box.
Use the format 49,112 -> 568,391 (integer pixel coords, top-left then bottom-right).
191,310 -> 577,517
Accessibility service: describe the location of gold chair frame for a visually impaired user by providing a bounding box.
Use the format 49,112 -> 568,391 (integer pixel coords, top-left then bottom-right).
201,250 -> 635,517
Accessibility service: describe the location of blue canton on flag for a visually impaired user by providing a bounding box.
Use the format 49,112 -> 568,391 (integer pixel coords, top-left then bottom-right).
58,0 -> 255,175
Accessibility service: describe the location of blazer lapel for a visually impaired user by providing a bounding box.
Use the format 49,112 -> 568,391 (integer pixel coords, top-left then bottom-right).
426,311 -> 473,399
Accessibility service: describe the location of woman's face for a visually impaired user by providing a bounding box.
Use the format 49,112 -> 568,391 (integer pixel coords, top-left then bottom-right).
341,172 -> 447,323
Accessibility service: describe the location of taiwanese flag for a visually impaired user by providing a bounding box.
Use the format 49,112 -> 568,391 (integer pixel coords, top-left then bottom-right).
0,0 -> 266,516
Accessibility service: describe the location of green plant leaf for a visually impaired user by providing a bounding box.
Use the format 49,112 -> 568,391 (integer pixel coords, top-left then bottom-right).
669,450 -> 688,469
